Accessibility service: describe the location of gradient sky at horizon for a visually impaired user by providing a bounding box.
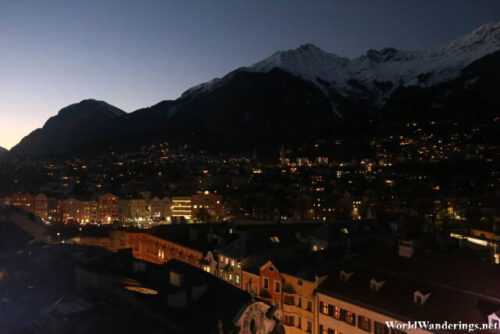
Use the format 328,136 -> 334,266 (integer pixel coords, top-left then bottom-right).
1,0 -> 499,149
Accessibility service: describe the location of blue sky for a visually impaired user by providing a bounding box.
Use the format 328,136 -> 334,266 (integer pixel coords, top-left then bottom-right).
1,0 -> 499,149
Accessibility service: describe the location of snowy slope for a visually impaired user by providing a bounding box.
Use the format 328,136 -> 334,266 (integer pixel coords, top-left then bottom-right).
248,22 -> 500,97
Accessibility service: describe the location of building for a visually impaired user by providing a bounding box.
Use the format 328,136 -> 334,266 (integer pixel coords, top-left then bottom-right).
98,193 -> 120,223
10,193 -> 36,214
47,197 -> 61,222
171,197 -> 192,222
191,191 -> 223,222
77,200 -> 99,224
149,196 -> 172,220
241,251 -> 332,334
307,220 -> 392,252
61,198 -> 82,223
120,196 -> 148,222
316,245 -> 500,334
281,271 -> 325,334
218,228 -> 298,288
258,261 -> 283,308
127,232 -> 205,267
75,249 -> 275,333
34,193 -> 48,222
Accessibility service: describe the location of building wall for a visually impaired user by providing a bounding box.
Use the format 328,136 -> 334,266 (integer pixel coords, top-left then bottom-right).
76,231 -> 205,268
282,273 -> 317,334
171,197 -> 192,221
317,292 -> 432,334
34,194 -> 48,221
218,254 -> 242,288
191,192 -> 223,222
259,261 -> 283,308
127,233 -> 204,267
61,198 -> 81,223
10,194 -> 36,214
242,270 -> 260,296
78,236 -> 111,249
98,194 -> 120,223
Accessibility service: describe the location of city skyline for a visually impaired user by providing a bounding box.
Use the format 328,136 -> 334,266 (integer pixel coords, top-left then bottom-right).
1,0 -> 500,149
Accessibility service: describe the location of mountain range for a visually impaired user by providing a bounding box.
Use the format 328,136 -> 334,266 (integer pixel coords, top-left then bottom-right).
9,22 -> 500,158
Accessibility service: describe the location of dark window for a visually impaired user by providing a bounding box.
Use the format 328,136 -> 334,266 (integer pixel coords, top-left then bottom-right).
284,295 -> 294,305
284,315 -> 295,326
307,300 -> 313,311
263,277 -> 269,290
340,308 -> 346,321
375,321 -> 390,334
358,315 -> 371,332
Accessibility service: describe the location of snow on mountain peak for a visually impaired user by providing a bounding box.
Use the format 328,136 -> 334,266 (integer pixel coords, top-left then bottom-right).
181,22 -> 500,103
250,43 -> 349,84
247,22 -> 500,96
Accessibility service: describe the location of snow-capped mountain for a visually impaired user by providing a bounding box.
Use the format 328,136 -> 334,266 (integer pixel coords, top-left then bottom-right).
247,22 -> 500,99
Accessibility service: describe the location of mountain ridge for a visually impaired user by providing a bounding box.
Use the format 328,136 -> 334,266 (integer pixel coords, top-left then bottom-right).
0,146 -> 8,158
10,99 -> 125,156
9,22 -> 500,157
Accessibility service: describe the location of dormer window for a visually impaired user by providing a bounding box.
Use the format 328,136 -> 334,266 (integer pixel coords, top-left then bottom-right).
413,290 -> 431,306
487,311 -> 500,328
340,270 -> 353,282
370,278 -> 385,292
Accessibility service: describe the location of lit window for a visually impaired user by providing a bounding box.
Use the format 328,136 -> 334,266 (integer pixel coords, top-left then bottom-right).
320,302 -> 329,315
345,311 -> 355,325
334,306 -> 341,319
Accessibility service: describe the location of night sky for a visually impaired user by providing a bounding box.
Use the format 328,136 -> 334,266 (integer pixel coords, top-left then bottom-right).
1,0 -> 499,149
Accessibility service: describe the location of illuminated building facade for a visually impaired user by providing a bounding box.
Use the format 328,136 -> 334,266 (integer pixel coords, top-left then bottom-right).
10,193 -> 36,213
281,272 -> 324,334
171,197 -> 192,221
